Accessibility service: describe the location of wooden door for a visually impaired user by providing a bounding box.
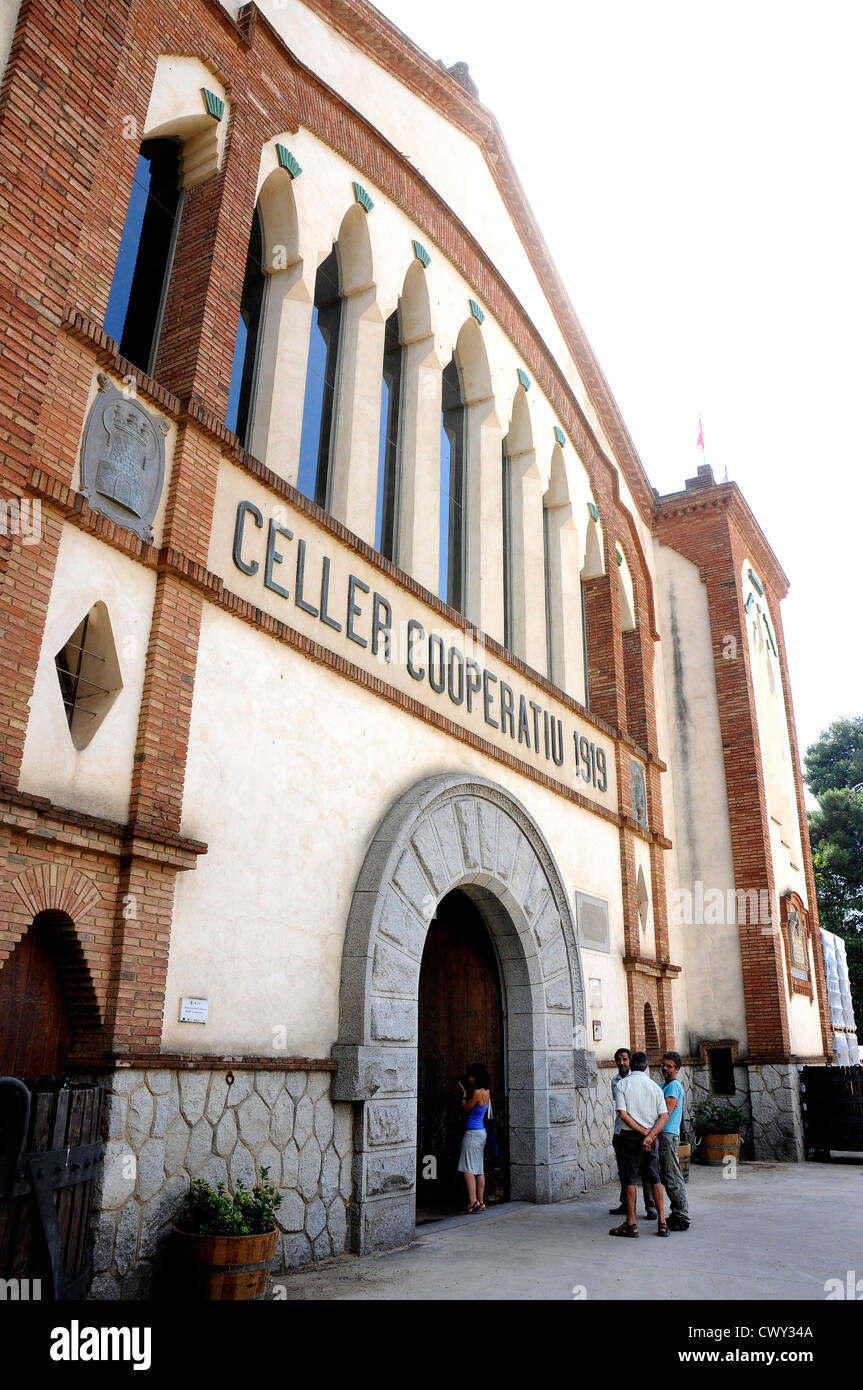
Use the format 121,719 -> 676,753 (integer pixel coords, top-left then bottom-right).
0,919 -> 72,1078
416,890 -> 507,1213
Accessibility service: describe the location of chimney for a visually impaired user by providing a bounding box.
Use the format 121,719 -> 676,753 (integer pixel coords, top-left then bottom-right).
684,463 -> 715,492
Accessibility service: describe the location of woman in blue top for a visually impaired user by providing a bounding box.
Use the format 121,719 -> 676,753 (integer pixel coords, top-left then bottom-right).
456,1062 -> 491,1213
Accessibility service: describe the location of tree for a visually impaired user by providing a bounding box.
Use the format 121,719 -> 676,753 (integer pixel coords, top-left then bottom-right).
805,715 -> 863,799
809,791 -> 863,935
805,718 -> 863,1036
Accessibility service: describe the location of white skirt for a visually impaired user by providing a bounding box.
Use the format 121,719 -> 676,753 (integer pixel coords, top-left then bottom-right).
457,1129 -> 487,1174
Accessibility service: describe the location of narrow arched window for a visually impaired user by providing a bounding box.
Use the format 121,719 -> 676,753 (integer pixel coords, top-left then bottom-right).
501,444 -> 514,649
225,209 -> 266,447
297,246 -> 341,508
375,309 -> 402,561
440,356 -> 466,609
543,502 -> 555,681
580,578 -> 590,707
103,139 -> 183,375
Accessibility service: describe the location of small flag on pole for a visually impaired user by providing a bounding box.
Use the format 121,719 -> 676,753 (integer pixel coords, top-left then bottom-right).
696,414 -> 705,453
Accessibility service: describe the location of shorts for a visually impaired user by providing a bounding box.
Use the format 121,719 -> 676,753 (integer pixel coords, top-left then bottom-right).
616,1130 -> 660,1187
457,1129 -> 487,1174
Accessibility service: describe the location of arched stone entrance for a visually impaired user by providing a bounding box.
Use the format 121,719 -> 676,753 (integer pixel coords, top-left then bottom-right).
332,774 -> 597,1255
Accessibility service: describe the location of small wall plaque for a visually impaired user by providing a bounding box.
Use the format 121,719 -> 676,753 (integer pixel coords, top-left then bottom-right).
179,996 -> 209,1023
592,1020 -> 602,1042
79,375 -> 168,543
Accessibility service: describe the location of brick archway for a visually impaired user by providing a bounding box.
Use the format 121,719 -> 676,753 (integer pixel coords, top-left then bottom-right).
9,864 -> 102,926
2,867 -> 106,1054
333,773 -> 594,1255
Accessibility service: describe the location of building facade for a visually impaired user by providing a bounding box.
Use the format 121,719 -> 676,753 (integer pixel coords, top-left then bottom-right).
0,0 -> 831,1297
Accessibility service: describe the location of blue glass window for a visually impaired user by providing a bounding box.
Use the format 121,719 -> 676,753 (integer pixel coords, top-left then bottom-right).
439,356 -> 466,610
297,247 -> 341,508
375,310 -> 402,560
502,447 -> 514,649
225,209 -> 266,446
103,139 -> 182,374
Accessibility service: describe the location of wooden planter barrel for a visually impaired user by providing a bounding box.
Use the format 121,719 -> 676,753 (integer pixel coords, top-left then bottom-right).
699,1131 -> 741,1166
171,1227 -> 278,1300
0,1076 -> 104,1300
678,1142 -> 691,1183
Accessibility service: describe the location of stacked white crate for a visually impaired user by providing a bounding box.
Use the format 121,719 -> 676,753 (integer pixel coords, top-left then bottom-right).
821,928 -> 859,1064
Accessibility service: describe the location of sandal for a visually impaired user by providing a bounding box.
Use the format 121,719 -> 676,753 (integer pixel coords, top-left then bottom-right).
609,1222 -> 639,1237
461,1201 -> 480,1214
656,1221 -> 669,1237
476,1202 -> 486,1211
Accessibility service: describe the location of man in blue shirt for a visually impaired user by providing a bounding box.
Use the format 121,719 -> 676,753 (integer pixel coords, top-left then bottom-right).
659,1051 -> 690,1231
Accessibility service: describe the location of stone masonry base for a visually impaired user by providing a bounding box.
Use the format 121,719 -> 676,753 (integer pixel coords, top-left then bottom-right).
82,1067 -> 352,1299
81,1057 -> 813,1296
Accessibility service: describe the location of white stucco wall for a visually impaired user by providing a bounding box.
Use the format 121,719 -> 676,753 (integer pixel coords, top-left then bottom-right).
654,541 -> 747,1053
18,524 -> 156,822
740,561 -> 823,1056
164,600 -> 627,1057
207,462 -> 617,809
740,560 -> 806,907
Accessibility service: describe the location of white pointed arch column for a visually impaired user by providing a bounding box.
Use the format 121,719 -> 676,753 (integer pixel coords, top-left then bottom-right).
329,202 -> 383,542
396,259 -> 440,590
332,773 -> 595,1255
249,158 -> 309,476
456,318 -> 504,639
543,444 -> 583,695
503,386 -> 546,670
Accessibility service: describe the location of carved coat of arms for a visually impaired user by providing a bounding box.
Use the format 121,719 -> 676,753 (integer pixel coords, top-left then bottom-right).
79,375 -> 168,543
787,907 -> 808,974
630,758 -> 648,829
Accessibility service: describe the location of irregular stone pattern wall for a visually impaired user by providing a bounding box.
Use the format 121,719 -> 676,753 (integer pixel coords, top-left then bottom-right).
588,1064 -> 805,1170
687,1062 -> 804,1161
573,1083 -> 616,1189
746,1063 -> 805,1161
84,1068 -> 352,1299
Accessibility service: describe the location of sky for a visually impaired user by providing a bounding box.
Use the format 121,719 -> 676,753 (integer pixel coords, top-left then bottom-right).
372,0 -> 863,776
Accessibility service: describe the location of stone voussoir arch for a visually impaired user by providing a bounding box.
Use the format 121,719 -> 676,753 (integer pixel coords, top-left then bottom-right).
332,773 -> 596,1255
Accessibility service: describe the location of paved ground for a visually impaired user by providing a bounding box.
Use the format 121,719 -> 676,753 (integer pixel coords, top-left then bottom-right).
270,1161 -> 863,1301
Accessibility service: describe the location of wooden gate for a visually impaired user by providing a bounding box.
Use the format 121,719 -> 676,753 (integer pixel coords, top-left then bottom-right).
0,914 -> 73,1078
0,1077 -> 104,1299
800,1065 -> 863,1159
417,890 -> 508,1215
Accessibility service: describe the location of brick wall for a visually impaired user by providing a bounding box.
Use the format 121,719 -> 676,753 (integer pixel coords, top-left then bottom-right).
0,0 -> 823,1117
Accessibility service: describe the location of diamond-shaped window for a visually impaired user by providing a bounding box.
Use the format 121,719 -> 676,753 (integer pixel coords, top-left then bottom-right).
54,602 -> 123,749
637,866 -> 650,932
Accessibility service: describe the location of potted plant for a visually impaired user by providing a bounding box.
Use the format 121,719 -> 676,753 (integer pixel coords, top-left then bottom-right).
172,1166 -> 283,1300
692,1100 -> 745,1166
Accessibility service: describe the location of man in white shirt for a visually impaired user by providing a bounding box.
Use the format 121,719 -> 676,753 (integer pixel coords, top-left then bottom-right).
610,1047 -> 658,1221
611,1051 -> 669,1237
